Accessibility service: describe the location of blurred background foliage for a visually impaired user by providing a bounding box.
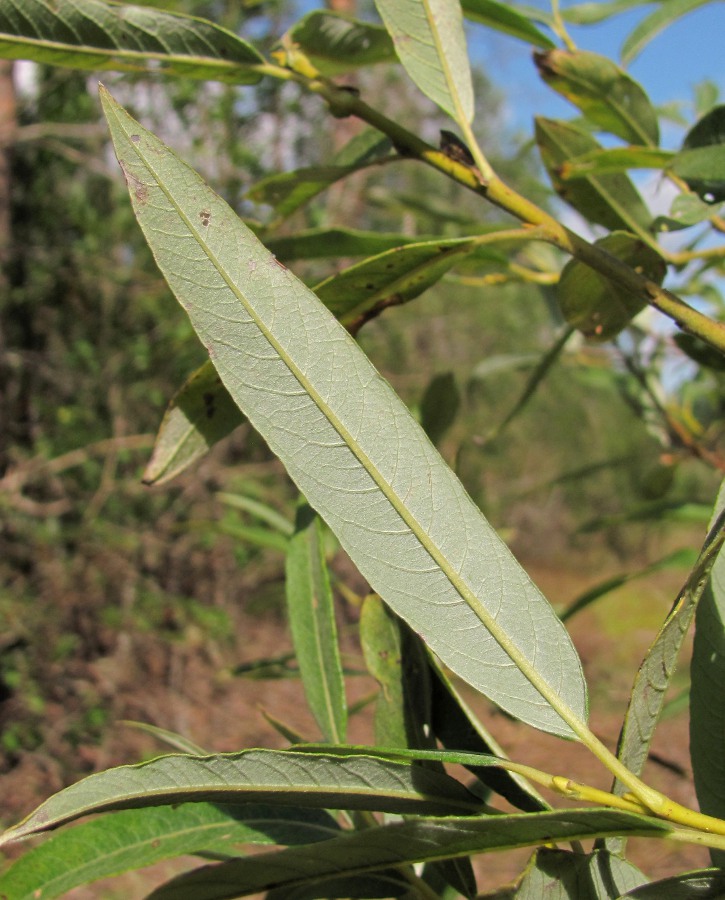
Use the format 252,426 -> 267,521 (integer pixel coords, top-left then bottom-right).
0,0 -> 722,814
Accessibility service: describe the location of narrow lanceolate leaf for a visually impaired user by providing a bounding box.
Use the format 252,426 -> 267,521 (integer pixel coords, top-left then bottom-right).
562,0 -> 652,25
512,848 -> 648,899
460,0 -> 555,48
0,749 -> 482,845
620,0 -> 715,64
360,597 -> 436,750
143,360 -> 244,485
286,504 -> 347,743
608,506 -> 725,852
100,88 -> 588,739
265,228 -> 428,262
620,869 -> 725,898
556,232 -> 665,342
146,811 -> 673,900
316,238 -> 506,328
373,0 -> 474,124
283,10 -> 396,75
0,0 -> 265,83
534,50 -> 659,146
560,147 -> 674,181
690,480 -> 725,865
0,803 -> 340,900
535,119 -> 653,239
247,131 -> 392,220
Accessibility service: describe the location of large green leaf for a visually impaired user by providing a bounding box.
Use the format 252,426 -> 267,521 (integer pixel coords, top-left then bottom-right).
285,504 -> 347,744
373,0 -> 474,123
100,89 -> 588,738
690,481 -> 725,864
621,0 -> 716,64
0,803 -> 340,900
460,0 -> 555,48
0,0 -> 265,83
0,749 -> 482,845
556,232 -> 665,341
511,847 -> 648,898
146,811 -> 673,900
535,118 -> 653,238
143,360 -> 244,486
534,49 -> 659,146
282,10 -> 395,75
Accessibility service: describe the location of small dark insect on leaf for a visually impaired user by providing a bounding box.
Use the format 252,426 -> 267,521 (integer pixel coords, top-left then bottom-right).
440,130 -> 476,168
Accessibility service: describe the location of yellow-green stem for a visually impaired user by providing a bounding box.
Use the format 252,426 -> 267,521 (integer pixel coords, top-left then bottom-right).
286,72 -> 725,356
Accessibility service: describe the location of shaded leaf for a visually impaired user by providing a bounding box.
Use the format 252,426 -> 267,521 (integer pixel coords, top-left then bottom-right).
674,333 -> 725,372
0,804 -> 340,900
101,89 -> 588,738
621,868 -> 725,897
146,811 -> 673,900
143,360 -> 244,486
286,504 -> 347,743
621,0 -> 715,64
0,749 -> 482,845
535,118 -> 652,236
534,49 -> 659,146
428,659 -> 549,813
556,232 -> 665,341
283,10 -> 395,75
419,371 -> 461,446
373,0 -> 474,123
690,481 -> 725,865
512,847 -> 648,898
0,0 -> 265,83
266,228 -> 428,262
460,0 -> 555,48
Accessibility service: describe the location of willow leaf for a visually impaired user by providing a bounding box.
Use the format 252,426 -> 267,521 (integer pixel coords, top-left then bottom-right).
0,749 -> 481,845
286,505 -> 347,743
373,0 -> 474,124
146,811 -> 673,900
99,88 -> 587,739
0,803 -> 340,900
0,0 -> 265,83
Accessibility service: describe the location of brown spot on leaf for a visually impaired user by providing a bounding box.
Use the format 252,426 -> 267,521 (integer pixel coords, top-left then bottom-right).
199,209 -> 212,227
130,134 -> 140,143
